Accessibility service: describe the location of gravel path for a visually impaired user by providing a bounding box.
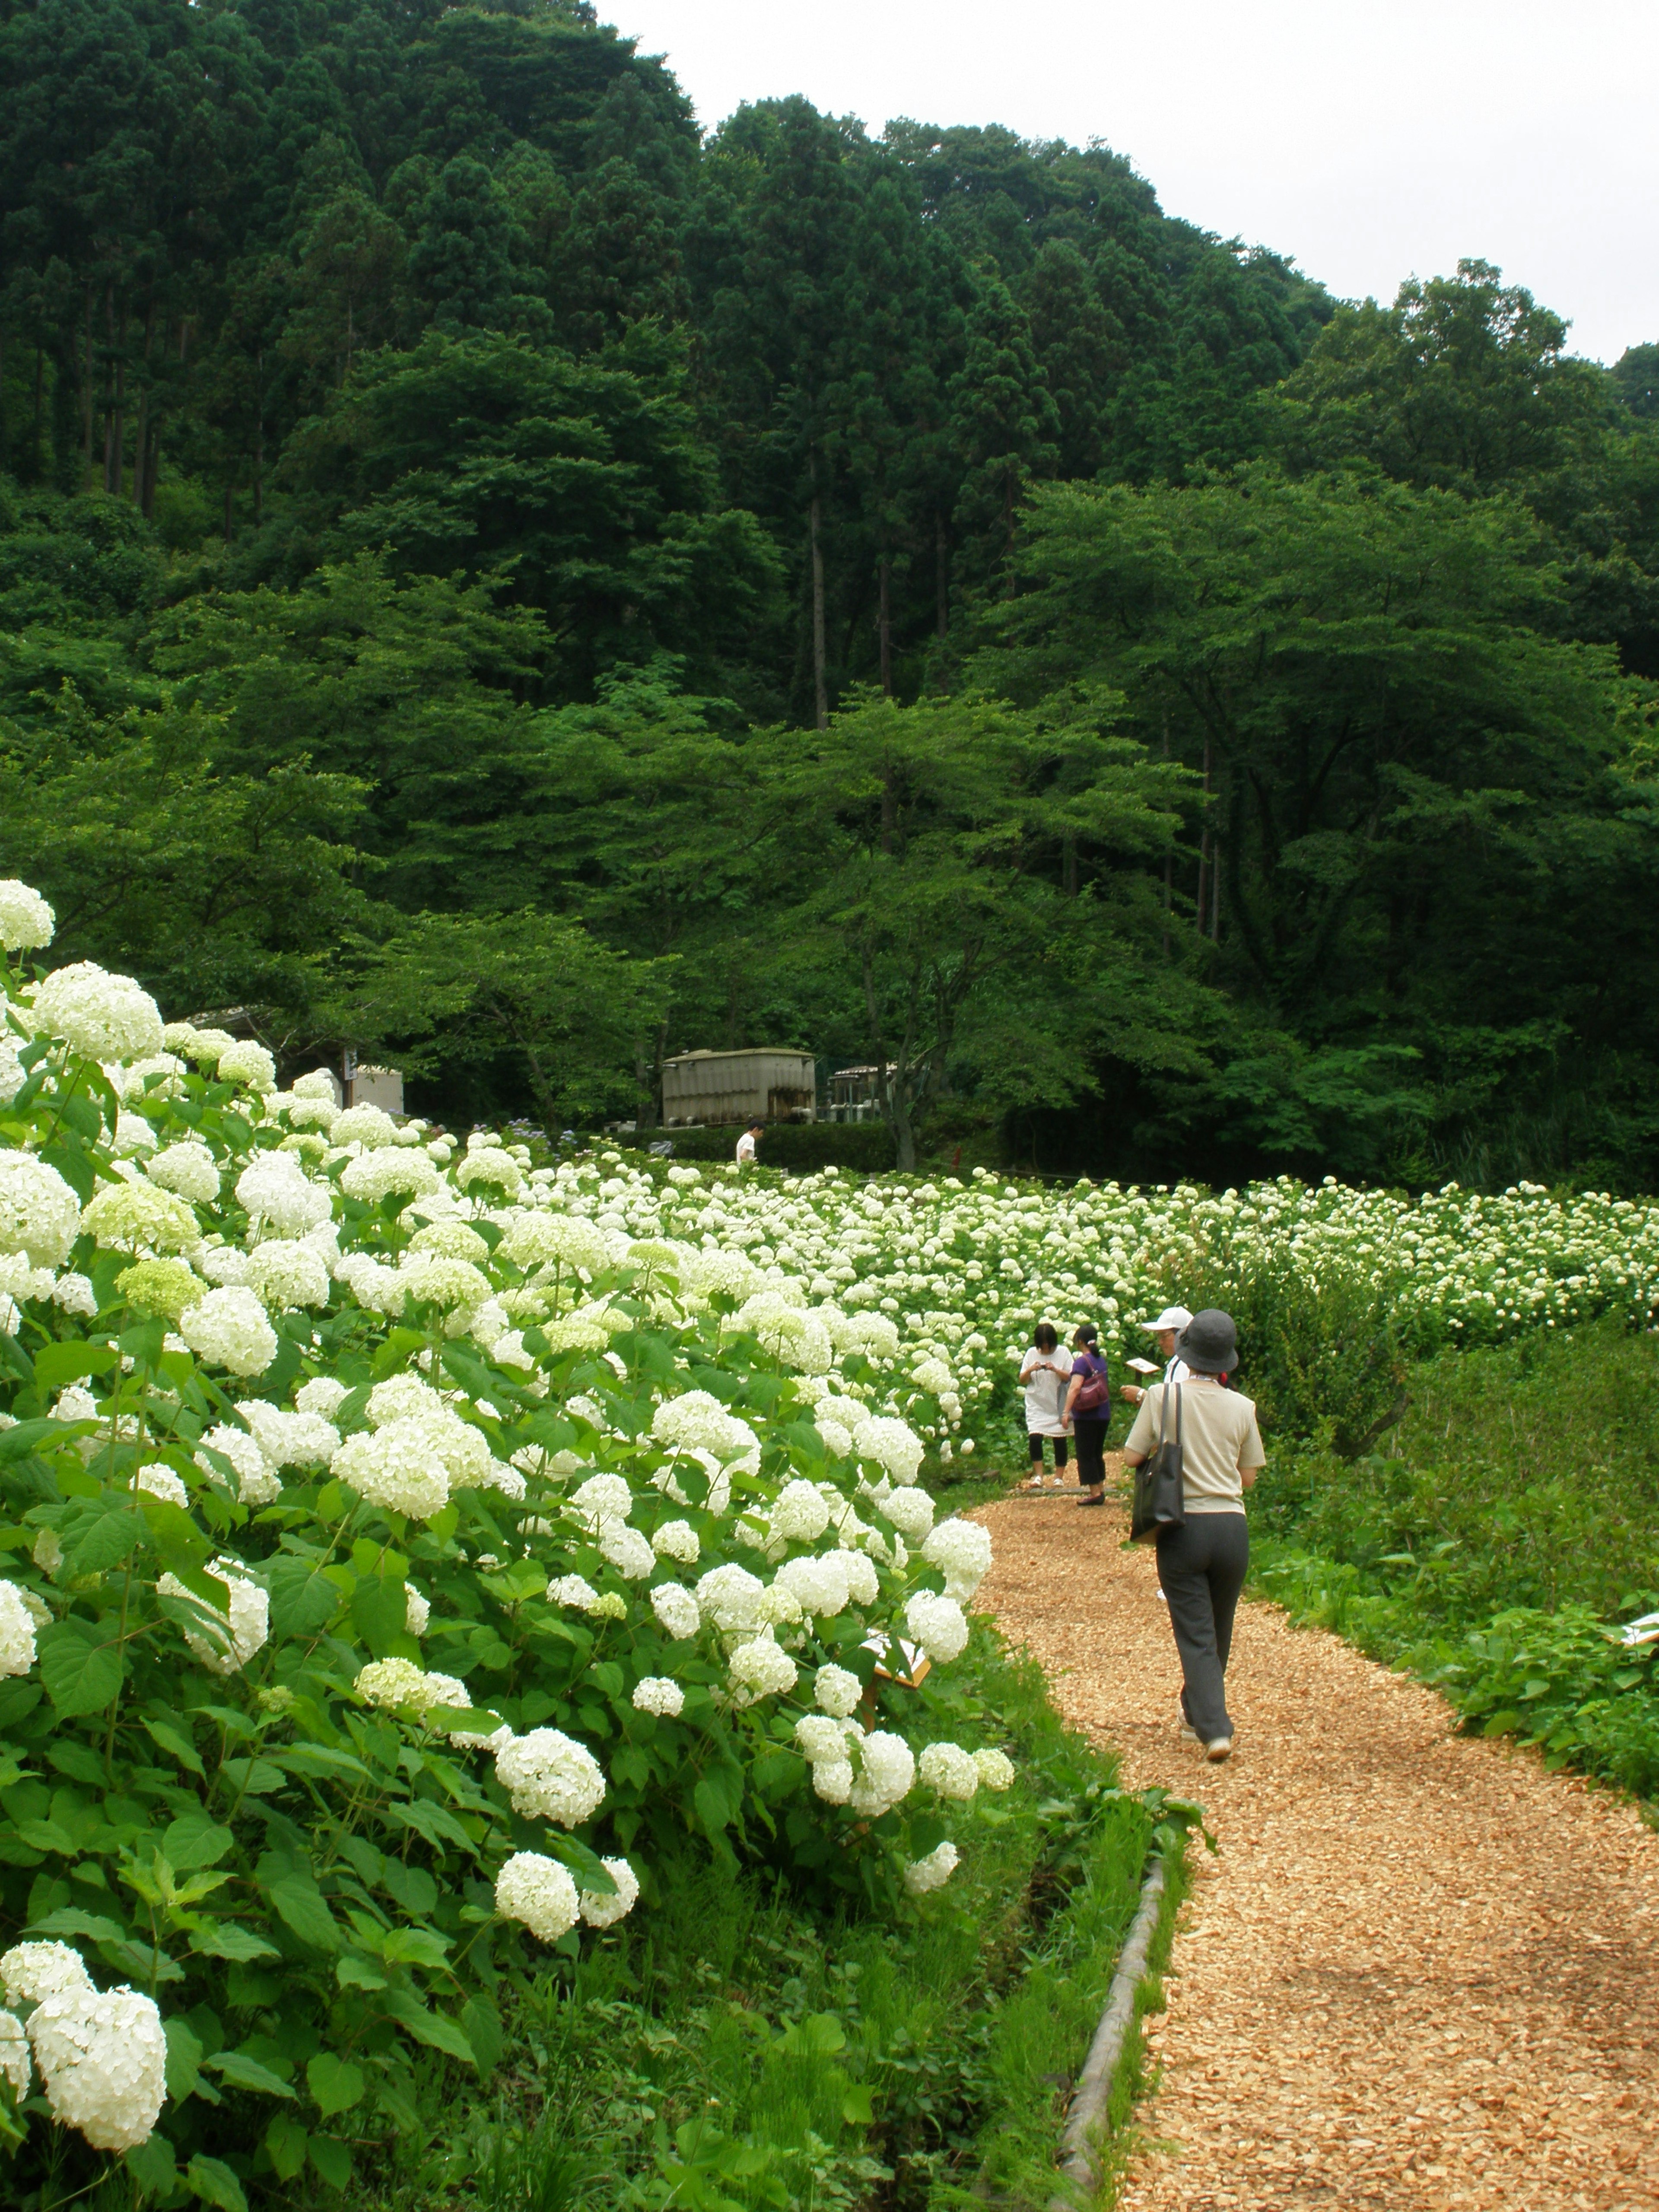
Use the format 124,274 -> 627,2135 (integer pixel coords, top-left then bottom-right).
972,1481 -> 1659,2212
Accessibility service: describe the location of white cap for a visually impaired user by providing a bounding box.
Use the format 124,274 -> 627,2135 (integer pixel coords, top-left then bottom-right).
1142,1306 -> 1193,1334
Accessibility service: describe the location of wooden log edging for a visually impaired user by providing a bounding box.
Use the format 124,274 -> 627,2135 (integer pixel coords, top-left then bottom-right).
1047,1851 -> 1169,2209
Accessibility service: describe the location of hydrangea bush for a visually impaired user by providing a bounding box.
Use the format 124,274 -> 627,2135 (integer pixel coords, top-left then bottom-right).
0,889 -> 1012,2208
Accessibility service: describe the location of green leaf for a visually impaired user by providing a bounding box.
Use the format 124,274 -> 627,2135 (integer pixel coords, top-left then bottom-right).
190,1922 -> 282,1964
62,1496 -> 142,1578
305,2052 -> 365,2117
308,2135 -> 353,2191
164,2017 -> 204,2101
266,2113 -> 309,2183
777,2012 -> 846,2057
186,2154 -> 248,2212
124,2130 -> 178,2201
141,1498 -> 212,1577
268,1876 -> 343,1953
383,1797 -> 471,1851
381,1990 -> 477,2066
144,1719 -> 207,1776
33,1341 -> 119,1393
461,1994 -> 503,2075
30,1908 -> 127,1946
350,1572 -> 409,1657
335,1950 -> 388,1992
164,1812 -> 234,1870
207,2050 -> 296,2099
840,2084 -> 875,2126
0,1418 -> 77,1465
267,1556 -> 343,1641
15,1817 -> 77,1854
37,1618 -> 124,1716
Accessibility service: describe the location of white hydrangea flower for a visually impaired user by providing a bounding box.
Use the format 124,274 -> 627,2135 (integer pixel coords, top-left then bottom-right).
571,1472 -> 633,1528
652,1391 -> 761,1477
631,1676 -> 684,1716
579,1856 -> 639,1929
650,1583 -> 700,1640
905,1592 -> 969,1665
811,1757 -> 854,1803
236,1154 -> 331,1238
814,1663 -> 862,1719
332,1251 -> 406,1315
918,1742 -> 980,1801
456,1147 -> 524,1197
767,1479 -> 831,1546
920,1518 -> 993,1600
238,1401 -> 339,1473
295,1375 -> 349,1420
903,1840 -> 960,1897
495,1851 -> 579,1943
795,1714 -> 854,1763
499,1211 -> 609,1272
858,1416 -> 925,1487
366,1373 -> 442,1427
134,1463 -> 188,1509
51,1271 -> 97,1318
815,1417 -> 853,1458
82,1179 -> 200,1258
840,1551 -> 880,1607
28,1982 -> 167,2151
650,1519 -> 699,1565
145,1143 -> 220,1203
159,1560 -> 268,1674
0,1583 -> 38,1678
333,1103 -> 400,1148
881,1484 -> 935,1543
0,2007 -> 29,2098
216,1040 -> 276,1092
0,1155 -> 84,1269
199,1245 -> 251,1288
726,1630 -> 798,1706
772,1553 -> 852,1620
1,1941 -> 91,2008
405,1583 -> 430,1636
973,1748 -> 1016,1792
0,880 -> 54,951
354,1659 -> 430,1708
243,1237 -> 331,1312
340,1150 -> 440,1205
848,1729 -> 914,1816
420,1671 -> 468,1713
193,1423 -> 279,1506
546,1575 -> 601,1611
333,1422 -> 450,1519
694,1563 -> 766,1635
32,962 -> 163,1064
398,1252 -> 493,1313
494,1728 -> 606,1826
178,1287 -> 278,1378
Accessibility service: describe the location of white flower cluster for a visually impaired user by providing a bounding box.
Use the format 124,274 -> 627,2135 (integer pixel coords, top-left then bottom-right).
494,1728 -> 607,1827
0,1944 -> 165,2151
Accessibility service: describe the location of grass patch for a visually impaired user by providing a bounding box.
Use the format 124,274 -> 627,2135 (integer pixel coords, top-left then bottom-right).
340,1631 -> 1169,2212
1247,1317 -> 1659,1800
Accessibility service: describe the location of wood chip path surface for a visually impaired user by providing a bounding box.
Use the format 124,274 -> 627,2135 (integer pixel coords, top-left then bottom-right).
972,1476 -> 1659,2212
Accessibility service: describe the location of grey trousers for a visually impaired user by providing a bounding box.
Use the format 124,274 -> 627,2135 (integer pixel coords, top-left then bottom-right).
1156,1512 -> 1249,1743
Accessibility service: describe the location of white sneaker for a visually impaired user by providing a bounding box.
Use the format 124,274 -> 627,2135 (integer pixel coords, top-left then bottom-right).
1176,1696 -> 1198,1744
1205,1736 -> 1233,1763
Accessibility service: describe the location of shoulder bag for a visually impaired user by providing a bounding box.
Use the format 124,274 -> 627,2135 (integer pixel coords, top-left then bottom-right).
1071,1353 -> 1111,1415
1130,1383 -> 1186,1543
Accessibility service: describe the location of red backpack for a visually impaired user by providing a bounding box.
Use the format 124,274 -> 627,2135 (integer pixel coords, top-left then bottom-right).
1071,1354 -> 1110,1413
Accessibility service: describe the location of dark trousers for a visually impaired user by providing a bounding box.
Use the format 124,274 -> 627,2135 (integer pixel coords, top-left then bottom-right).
1156,1513 -> 1249,1742
1072,1415 -> 1108,1489
1027,1433 -> 1069,1467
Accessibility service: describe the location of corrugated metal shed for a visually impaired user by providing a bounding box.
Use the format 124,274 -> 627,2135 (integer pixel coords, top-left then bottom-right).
661,1049 -> 816,1126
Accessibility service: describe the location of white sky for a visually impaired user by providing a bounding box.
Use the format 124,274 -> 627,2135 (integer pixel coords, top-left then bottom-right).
603,1 -> 1656,365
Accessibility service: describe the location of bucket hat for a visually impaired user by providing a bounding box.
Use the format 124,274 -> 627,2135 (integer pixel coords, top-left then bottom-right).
1176,1308 -> 1238,1376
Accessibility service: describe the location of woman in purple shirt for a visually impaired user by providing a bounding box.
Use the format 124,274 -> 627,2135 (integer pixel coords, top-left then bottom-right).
1062,1323 -> 1112,1509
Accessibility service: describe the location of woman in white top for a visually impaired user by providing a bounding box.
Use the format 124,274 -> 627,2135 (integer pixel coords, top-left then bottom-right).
1122,1308 -> 1264,1763
1018,1322 -> 1073,1489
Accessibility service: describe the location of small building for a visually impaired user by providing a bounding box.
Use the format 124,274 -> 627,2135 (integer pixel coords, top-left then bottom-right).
661,1048 -> 816,1128
825,1065 -> 895,1124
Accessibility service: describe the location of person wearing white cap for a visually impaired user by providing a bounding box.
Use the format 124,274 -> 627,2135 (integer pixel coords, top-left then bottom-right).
1119,1306 -> 1194,1407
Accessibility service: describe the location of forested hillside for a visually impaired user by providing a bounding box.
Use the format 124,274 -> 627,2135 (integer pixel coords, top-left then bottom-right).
3,0 -> 1659,1185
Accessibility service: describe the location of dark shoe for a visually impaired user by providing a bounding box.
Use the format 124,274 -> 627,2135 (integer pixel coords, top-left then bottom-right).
1078,1494 -> 1106,1508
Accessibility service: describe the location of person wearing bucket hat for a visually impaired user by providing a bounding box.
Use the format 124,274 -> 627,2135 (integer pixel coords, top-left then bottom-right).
1122,1308 -> 1265,1761
1120,1304 -> 1194,1407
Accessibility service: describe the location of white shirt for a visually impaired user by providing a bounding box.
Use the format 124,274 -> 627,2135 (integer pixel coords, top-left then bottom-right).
735,1131 -> 757,1166
1019,1350 -> 1073,1437
1165,1354 -> 1193,1385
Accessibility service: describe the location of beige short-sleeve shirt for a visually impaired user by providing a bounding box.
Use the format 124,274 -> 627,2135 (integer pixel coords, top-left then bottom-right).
1124,1382 -> 1265,1515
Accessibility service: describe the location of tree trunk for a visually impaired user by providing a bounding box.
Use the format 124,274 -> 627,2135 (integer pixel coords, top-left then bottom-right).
103,290 -> 126,496
132,303 -> 154,508
81,285 -> 95,486
877,553 -> 892,696
223,474 -> 235,545
935,513 -> 949,639
140,422 -> 159,518
810,491 -> 828,731
32,345 -> 44,482
253,348 -> 264,523
1196,735 -> 1212,939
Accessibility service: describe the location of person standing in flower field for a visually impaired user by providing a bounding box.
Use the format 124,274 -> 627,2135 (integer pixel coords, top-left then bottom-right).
1062,1323 -> 1112,1508
1018,1322 -> 1073,1489
1123,1308 -> 1264,1763
735,1119 -> 764,1167
1120,1304 -> 1194,1406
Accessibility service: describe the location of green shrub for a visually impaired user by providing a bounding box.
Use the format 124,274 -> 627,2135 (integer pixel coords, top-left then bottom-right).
638,1125 -> 897,1174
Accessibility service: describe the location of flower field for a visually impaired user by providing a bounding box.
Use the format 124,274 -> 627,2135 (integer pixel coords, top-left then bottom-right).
0,871 -> 1653,2207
